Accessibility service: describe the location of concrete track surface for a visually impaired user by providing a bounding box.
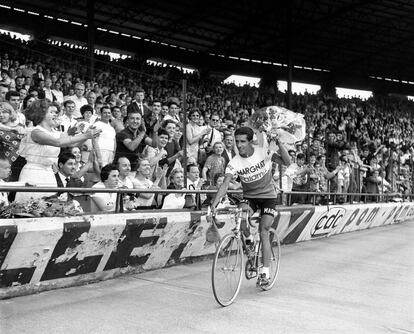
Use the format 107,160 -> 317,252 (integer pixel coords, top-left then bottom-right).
1,221 -> 413,334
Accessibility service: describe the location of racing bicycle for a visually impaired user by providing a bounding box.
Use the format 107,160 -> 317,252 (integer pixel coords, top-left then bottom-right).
210,206 -> 281,307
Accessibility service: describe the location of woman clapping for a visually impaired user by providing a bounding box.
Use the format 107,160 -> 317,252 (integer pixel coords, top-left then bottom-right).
16,99 -> 101,201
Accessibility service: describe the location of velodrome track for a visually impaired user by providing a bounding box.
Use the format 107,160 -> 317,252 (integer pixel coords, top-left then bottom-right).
1,221 -> 413,334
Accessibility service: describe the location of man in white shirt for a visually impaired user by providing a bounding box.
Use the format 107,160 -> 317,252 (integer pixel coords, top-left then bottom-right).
186,163 -> 205,204
59,100 -> 77,132
5,91 -> 25,126
93,105 -> 116,166
205,113 -> 223,154
64,83 -> 87,118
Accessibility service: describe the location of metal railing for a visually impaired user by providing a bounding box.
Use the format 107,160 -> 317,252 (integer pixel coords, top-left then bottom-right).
0,186 -> 412,216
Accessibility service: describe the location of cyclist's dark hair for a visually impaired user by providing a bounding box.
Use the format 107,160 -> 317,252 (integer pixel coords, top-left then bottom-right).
234,127 -> 254,141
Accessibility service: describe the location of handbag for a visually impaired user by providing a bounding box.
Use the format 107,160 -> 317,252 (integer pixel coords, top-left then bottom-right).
206,215 -> 221,243
184,194 -> 196,209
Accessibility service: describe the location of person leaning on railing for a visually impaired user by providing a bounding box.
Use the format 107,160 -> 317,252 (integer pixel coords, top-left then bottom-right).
90,163 -> 120,212
132,159 -> 167,209
161,167 -> 188,209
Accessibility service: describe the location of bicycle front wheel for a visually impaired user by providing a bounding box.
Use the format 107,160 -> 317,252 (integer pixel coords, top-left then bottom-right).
211,233 -> 244,307
258,228 -> 281,291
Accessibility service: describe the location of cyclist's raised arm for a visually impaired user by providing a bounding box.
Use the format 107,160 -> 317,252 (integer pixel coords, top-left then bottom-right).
275,137 -> 291,166
254,129 -> 265,148
269,134 -> 291,166
211,173 -> 233,213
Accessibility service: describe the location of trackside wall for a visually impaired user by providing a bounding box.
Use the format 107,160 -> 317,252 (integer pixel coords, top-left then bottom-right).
1,202 -> 413,299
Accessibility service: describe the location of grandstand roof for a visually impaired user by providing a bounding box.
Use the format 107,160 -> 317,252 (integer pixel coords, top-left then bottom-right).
1,0 -> 413,93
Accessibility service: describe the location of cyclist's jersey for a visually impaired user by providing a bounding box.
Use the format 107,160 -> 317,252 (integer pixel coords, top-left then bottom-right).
225,144 -> 277,199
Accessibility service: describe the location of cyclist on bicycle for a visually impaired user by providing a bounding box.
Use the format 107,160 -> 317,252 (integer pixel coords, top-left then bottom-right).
211,126 -> 290,286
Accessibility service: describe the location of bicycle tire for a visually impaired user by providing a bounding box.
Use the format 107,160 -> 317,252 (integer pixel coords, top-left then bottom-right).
211,233 -> 244,307
258,228 -> 281,291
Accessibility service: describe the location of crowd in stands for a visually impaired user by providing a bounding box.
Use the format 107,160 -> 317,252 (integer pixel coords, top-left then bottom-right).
0,32 -> 413,213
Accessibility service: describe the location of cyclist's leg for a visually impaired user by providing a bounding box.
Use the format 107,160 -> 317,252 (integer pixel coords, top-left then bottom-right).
258,199 -> 278,279
259,213 -> 274,268
238,200 -> 255,238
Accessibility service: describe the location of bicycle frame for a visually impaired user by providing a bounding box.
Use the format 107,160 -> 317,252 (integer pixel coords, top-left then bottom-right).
215,207 -> 261,277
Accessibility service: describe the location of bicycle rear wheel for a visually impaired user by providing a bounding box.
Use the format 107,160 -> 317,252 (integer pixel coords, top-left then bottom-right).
211,233 -> 244,307
258,228 -> 281,291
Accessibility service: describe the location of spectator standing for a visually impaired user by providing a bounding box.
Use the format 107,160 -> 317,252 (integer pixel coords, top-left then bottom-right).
160,103 -> 169,120
0,85 -> 8,102
0,102 -> 26,182
115,110 -> 153,171
142,128 -> 169,177
5,91 -> 25,126
93,105 -> 116,166
0,70 -> 13,89
86,91 -> 97,113
163,101 -> 181,124
127,88 -> 150,117
51,81 -> 64,105
325,131 -> 345,171
111,106 -> 125,133
291,153 -> 309,204
161,119 -> 183,176
59,100 -> 77,133
64,83 -> 87,118
222,134 -> 236,168
205,113 -> 223,155
16,99 -> 101,201
202,142 -> 226,185
144,100 -> 162,136
186,108 -> 211,164
43,78 -> 56,103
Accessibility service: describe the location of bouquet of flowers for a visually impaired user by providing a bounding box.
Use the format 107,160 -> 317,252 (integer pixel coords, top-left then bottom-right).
250,106 -> 306,144
0,197 -> 83,219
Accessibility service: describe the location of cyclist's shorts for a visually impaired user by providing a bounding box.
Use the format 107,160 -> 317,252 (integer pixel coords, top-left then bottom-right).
245,198 -> 278,217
